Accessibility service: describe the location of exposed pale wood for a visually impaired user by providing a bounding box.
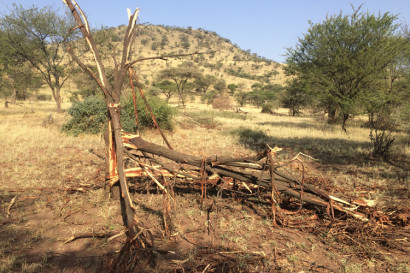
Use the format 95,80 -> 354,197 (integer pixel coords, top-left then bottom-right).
6,195 -> 18,219
127,136 -> 368,221
64,0 -> 137,234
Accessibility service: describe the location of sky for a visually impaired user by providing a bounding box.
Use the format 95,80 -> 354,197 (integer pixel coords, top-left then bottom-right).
1,0 -> 409,63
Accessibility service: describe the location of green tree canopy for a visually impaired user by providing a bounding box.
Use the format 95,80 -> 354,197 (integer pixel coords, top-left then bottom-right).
213,79 -> 226,94
282,78 -> 312,116
157,67 -> 201,107
194,74 -> 217,94
0,29 -> 41,104
286,6 -> 406,131
227,83 -> 238,94
156,80 -> 177,102
0,4 -> 76,112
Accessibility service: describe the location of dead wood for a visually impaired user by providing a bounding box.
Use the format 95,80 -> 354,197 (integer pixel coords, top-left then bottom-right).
6,195 -> 18,219
63,231 -> 123,244
127,136 -> 363,219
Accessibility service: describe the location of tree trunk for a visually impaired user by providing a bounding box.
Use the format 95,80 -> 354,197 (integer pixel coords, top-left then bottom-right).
368,112 -> 375,128
51,86 -> 62,113
327,106 -> 337,123
104,122 -> 120,199
108,106 -> 136,230
342,113 -> 349,132
56,86 -> 62,113
10,88 -> 16,104
292,106 -> 297,116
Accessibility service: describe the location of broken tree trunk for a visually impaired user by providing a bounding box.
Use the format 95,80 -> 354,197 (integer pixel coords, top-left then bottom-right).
126,136 -> 368,221
64,0 -> 139,236
64,0 -> 211,238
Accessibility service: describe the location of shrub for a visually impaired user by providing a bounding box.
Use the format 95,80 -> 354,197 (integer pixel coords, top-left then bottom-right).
121,95 -> 174,132
62,95 -> 174,136
261,103 -> 274,114
36,94 -> 52,101
62,96 -> 107,136
370,129 -> 395,159
201,90 -> 216,105
369,113 -> 396,159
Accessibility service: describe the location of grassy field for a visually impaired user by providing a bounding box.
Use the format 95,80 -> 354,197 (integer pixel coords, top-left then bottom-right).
0,99 -> 409,272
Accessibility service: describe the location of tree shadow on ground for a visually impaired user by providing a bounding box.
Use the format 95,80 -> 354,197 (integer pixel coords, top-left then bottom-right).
0,214 -> 115,273
256,120 -> 337,131
232,127 -> 372,165
0,191 -> 120,273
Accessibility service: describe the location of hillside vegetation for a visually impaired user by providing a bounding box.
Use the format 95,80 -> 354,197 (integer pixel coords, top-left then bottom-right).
64,24 -> 286,97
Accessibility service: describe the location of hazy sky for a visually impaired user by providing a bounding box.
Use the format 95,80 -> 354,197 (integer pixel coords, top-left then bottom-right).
1,0 -> 409,63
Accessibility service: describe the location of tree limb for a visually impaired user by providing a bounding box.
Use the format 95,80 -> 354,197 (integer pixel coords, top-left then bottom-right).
125,51 -> 213,69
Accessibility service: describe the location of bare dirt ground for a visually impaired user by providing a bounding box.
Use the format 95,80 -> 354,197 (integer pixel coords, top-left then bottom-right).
1,102 -> 409,272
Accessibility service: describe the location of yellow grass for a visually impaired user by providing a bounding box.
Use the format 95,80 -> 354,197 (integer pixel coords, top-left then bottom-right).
0,99 -> 407,209
0,102 -> 102,189
0,99 -> 408,272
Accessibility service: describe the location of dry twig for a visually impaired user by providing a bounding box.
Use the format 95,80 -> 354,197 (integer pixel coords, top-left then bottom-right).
6,195 -> 18,218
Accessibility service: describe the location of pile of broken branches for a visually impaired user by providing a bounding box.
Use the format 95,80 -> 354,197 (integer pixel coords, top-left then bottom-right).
118,135 -> 371,223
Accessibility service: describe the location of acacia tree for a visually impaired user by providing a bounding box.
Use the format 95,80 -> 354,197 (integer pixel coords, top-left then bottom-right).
158,67 -> 201,107
194,74 -> 216,94
0,30 -> 41,104
156,80 -> 177,102
285,6 -> 404,131
213,79 -> 226,95
0,30 -> 16,104
282,78 -> 311,116
0,4 -> 76,112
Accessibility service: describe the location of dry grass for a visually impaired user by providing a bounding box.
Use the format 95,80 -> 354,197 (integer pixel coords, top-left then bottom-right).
0,102 -> 102,190
0,99 -> 408,272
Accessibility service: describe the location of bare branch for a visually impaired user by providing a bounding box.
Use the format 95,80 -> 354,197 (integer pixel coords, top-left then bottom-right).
120,8 -> 139,69
125,51 -> 213,69
66,45 -> 111,98
63,0 -> 110,90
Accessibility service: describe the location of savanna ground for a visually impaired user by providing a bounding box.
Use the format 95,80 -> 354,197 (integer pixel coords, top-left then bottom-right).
0,99 -> 409,273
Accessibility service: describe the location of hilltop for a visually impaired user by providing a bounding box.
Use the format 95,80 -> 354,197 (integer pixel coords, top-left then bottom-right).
66,24 -> 287,97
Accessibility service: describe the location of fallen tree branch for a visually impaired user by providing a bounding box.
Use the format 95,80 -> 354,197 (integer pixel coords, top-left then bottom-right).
125,50 -> 213,69
6,195 -> 18,219
64,231 -> 123,244
126,136 -> 368,220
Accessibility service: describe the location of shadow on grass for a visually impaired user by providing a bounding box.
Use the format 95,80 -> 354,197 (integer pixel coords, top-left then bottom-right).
231,127 -> 372,165
256,120 -> 336,131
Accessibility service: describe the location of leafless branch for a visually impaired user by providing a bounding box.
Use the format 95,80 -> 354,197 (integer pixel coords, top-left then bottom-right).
6,195 -> 18,219
125,51 -> 213,69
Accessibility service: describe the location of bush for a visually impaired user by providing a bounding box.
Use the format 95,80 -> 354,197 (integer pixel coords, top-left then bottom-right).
62,96 -> 107,135
369,113 -> 396,159
121,95 -> 174,132
62,95 -> 174,136
261,103 -> 274,114
201,90 -> 216,105
370,129 -> 395,159
36,94 -> 52,101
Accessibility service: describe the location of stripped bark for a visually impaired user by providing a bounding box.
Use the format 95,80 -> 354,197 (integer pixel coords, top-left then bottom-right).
64,0 -> 138,234
63,0 -> 212,237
